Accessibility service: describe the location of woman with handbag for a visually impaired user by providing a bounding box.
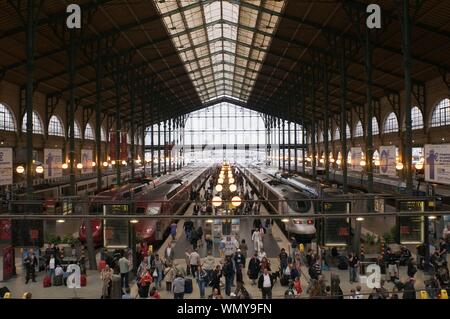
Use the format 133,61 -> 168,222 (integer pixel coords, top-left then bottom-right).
100,265 -> 113,298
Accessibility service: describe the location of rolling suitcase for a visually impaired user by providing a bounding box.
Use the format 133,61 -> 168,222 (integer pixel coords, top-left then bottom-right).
43,275 -> 52,288
80,274 -> 87,287
53,275 -> 63,286
184,278 -> 193,293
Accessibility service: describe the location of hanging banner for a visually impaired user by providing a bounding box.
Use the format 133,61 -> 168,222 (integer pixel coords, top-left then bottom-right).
81,149 -> 93,174
350,147 -> 362,172
109,132 -> 116,160
2,245 -> 14,281
379,145 -> 396,177
44,148 -> 62,179
0,219 -> 11,242
424,144 -> 450,185
120,132 -> 128,160
0,148 -> 13,185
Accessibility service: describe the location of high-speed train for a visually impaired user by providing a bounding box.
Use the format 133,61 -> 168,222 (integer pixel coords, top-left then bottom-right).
240,166 -> 317,242
79,166 -> 211,248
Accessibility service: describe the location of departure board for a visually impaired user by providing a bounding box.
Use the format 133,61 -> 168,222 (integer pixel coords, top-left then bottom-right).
103,204 -> 129,248
397,200 -> 425,244
322,201 -> 350,246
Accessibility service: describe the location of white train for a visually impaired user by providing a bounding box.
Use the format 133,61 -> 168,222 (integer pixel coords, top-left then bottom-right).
240,165 -> 316,242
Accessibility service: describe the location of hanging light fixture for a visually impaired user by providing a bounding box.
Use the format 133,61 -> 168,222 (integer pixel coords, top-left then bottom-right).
121,160 -> 127,165
218,178 -> 224,184
229,184 -> 237,192
229,178 -> 235,184
360,160 -> 366,167
16,165 -> 25,174
212,196 -> 222,207
396,162 -> 404,170
103,161 -> 109,167
92,161 -> 96,167
130,219 -> 139,224
111,160 -> 116,165
62,163 -> 68,170
76,163 -> 83,169
215,184 -> 223,192
35,165 -> 44,174
231,196 -> 242,207
415,161 -> 423,170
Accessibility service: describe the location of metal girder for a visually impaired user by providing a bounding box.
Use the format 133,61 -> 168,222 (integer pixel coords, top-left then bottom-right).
45,92 -> 61,137
412,81 -> 426,112
386,91 -> 401,118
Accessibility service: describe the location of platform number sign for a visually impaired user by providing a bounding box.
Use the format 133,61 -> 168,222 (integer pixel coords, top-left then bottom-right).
67,264 -> 81,289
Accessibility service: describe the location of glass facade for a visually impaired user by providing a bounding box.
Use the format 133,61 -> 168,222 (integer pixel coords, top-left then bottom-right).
145,102 -> 303,166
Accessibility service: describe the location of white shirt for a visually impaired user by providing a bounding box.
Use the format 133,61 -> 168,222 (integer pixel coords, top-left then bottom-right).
252,231 -> 260,242
166,247 -> 172,257
55,266 -> 64,276
49,258 -> 55,269
263,274 -> 271,288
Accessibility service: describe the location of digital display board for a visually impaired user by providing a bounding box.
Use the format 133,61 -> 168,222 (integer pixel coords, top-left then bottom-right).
397,200 -> 425,244
103,204 -> 129,248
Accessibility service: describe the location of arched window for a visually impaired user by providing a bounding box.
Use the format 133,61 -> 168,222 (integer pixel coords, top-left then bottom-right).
354,121 -> 364,137
68,120 -> 82,139
0,103 -> 16,131
318,130 -> 323,142
430,98 -> 450,127
334,128 -> 340,140
127,133 -> 131,144
346,123 -> 351,139
411,106 -> 424,130
328,129 -> 332,141
22,111 -> 44,134
100,127 -> 107,142
372,117 -> 379,135
84,123 -> 94,140
48,115 -> 64,137
383,112 -> 399,133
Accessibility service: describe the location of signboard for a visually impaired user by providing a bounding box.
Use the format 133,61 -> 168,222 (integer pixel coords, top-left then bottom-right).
223,235 -> 238,256
379,145 -> 396,177
0,148 -> 13,185
350,147 -> 363,172
44,148 -> 62,179
374,197 -> 385,213
424,143 -> 450,185
2,245 -> 14,281
103,204 -> 129,249
81,149 -> 93,174
322,201 -> 351,246
396,200 -> 425,244
120,132 -> 128,160
109,132 -> 116,160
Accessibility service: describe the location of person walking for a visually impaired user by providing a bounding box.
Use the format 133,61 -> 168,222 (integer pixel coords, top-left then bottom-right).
172,273 -> 186,299
118,254 -> 130,289
239,239 -> 248,259
202,251 -> 216,283
248,253 -> 260,285
279,248 -> 289,274
101,265 -> 113,298
348,252 -> 359,284
197,265 -> 208,298
210,265 -> 222,295
252,228 -> 260,253
222,256 -> 235,296
187,249 -> 200,278
258,268 -> 274,299
24,250 -> 37,284
165,242 -> 175,265
152,254 -> 164,289
170,222 -> 177,240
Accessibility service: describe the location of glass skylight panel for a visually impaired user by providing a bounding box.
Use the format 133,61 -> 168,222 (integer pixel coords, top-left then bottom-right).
154,0 -> 285,102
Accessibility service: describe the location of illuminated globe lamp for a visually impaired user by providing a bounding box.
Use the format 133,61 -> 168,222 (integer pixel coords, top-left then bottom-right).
319,158 -> 325,164
229,177 -> 235,184
231,196 -> 242,207
62,163 -> 68,169
35,165 -> 44,174
336,159 -> 342,166
396,162 -> 404,171
16,165 -> 25,174
360,160 -> 366,167
111,160 -> 116,165
218,178 -> 224,184
212,196 -> 222,207
374,159 -> 380,166
330,158 -> 335,163
121,160 -> 127,166
103,161 -> 109,167
229,184 -> 237,192
76,163 -> 83,170
415,161 -> 423,170
92,161 -> 96,167
215,184 -> 223,192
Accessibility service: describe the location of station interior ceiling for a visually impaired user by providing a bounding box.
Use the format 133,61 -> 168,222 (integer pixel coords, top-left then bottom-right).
1,0 -> 449,127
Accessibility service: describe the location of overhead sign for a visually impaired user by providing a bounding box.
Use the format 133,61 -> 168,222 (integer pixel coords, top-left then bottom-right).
0,148 -> 13,185
81,149 -> 93,174
350,147 -> 362,172
44,148 -> 63,179
379,146 -> 396,177
424,144 -> 450,185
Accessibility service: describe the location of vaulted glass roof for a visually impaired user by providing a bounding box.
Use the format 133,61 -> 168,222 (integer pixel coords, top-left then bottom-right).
154,0 -> 286,103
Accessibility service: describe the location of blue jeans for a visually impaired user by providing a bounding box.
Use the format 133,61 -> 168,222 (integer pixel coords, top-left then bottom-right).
198,280 -> 206,298
349,267 -> 358,282
225,275 -> 233,296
